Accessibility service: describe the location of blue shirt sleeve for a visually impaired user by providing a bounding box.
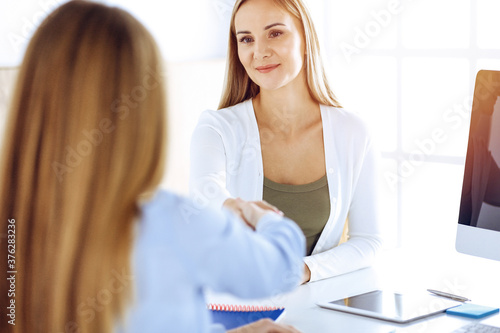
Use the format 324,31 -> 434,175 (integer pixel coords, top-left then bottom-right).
141,190 -> 305,298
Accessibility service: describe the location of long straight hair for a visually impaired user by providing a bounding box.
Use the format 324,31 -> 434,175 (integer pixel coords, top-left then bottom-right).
0,1 -> 166,332
218,0 -> 341,109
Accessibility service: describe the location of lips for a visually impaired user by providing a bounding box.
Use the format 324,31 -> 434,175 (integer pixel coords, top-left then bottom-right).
255,64 -> 280,73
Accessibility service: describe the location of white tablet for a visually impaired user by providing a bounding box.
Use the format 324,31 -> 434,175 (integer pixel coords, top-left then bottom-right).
316,290 -> 461,324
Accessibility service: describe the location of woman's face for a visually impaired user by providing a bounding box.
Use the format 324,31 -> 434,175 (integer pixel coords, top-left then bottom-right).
234,0 -> 306,92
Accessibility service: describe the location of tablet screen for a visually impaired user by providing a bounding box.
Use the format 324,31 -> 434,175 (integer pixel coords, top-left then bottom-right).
319,290 -> 461,323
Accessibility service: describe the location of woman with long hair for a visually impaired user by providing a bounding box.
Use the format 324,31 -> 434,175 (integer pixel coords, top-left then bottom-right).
0,1 -> 304,332
190,0 -> 382,283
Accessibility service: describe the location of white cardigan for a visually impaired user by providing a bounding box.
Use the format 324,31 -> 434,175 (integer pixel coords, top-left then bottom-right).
189,99 -> 382,282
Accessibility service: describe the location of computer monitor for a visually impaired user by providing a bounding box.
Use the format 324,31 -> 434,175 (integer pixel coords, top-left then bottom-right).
456,70 -> 500,261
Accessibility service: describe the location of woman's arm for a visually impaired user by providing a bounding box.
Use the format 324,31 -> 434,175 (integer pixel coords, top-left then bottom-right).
304,139 -> 383,282
190,122 -> 231,210
162,193 -> 305,298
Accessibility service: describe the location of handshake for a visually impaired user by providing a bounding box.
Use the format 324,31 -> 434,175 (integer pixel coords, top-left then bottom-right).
223,197 -> 284,229
223,197 -> 312,285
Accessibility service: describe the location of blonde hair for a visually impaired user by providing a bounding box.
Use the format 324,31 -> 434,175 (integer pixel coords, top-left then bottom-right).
0,1 -> 166,332
218,0 -> 341,109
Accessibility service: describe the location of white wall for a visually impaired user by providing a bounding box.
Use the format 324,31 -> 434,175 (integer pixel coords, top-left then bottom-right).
0,0 -> 233,66
0,0 -> 62,66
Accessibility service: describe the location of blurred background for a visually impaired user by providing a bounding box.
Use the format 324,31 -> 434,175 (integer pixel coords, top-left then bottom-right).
1,0 -> 500,256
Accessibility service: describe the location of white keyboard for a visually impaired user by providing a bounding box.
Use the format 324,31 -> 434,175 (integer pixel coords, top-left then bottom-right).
453,323 -> 500,333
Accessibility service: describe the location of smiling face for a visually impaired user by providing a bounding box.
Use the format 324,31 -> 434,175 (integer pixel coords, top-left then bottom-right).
234,0 -> 306,92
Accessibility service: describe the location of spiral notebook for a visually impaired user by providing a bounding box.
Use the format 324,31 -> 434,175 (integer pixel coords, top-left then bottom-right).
208,303 -> 285,330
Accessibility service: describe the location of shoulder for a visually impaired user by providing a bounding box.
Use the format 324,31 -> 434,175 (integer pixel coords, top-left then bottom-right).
322,105 -> 374,141
321,105 -> 376,154
193,99 -> 257,145
139,190 -> 186,232
197,99 -> 253,129
140,189 -> 182,214
321,105 -> 370,134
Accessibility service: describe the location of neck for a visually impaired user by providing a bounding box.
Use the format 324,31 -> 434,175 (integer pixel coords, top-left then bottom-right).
253,74 -> 320,132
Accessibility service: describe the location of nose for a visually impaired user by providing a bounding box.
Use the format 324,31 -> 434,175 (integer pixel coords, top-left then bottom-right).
253,39 -> 271,60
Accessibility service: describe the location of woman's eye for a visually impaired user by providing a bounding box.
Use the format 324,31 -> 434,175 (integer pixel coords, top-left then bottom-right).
239,36 -> 253,44
269,30 -> 283,38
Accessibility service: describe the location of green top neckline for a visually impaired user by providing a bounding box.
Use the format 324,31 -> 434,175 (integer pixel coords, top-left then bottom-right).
263,174 -> 328,193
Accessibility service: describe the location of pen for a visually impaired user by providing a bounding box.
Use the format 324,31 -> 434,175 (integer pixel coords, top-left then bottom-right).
427,289 -> 470,302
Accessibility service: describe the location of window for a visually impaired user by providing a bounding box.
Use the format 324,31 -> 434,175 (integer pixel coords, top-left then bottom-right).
319,0 -> 500,250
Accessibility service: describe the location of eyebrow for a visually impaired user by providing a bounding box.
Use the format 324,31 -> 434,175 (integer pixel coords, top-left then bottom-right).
236,22 -> 286,35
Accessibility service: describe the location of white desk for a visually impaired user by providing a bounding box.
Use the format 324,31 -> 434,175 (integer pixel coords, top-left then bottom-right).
207,248 -> 500,332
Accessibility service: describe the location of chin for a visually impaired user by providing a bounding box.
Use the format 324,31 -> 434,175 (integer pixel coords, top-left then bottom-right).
254,79 -> 289,92
253,71 -> 302,93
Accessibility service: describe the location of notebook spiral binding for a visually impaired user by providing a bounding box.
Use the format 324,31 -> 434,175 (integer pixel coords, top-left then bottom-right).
207,303 -> 283,312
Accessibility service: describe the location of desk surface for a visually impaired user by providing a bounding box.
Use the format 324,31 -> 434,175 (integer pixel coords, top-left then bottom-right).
207,248 -> 500,332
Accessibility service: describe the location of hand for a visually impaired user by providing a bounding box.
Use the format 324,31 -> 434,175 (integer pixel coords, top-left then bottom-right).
301,263 -> 311,284
222,197 -> 246,220
227,318 -> 302,333
240,200 -> 283,229
223,198 -> 283,229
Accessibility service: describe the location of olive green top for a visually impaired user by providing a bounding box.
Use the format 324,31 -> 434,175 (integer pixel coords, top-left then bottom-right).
263,175 -> 330,256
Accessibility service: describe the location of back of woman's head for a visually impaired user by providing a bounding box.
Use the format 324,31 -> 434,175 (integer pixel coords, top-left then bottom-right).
0,1 -> 166,332
218,0 -> 341,109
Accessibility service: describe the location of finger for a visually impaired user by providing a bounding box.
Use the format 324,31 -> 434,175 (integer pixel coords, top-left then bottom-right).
240,203 -> 260,229
234,210 -> 255,229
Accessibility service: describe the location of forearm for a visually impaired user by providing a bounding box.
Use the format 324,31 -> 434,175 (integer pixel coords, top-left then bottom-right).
189,124 -> 231,209
304,234 -> 382,282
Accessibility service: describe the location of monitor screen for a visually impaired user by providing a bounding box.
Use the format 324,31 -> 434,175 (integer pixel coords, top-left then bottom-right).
456,70 -> 500,261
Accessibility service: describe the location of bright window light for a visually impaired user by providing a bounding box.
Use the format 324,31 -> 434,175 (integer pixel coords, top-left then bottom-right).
477,0 -> 500,49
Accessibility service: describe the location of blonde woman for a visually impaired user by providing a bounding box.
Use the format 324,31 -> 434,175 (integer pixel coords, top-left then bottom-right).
190,0 -> 382,284
0,2 -> 304,333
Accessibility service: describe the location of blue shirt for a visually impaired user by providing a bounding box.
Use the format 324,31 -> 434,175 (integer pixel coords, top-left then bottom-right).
116,190 -> 305,333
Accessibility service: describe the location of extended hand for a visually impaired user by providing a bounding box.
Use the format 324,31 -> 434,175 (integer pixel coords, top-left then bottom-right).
223,198 -> 283,229
301,263 -> 311,284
